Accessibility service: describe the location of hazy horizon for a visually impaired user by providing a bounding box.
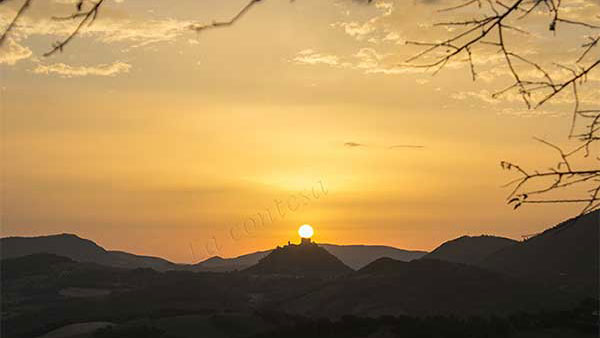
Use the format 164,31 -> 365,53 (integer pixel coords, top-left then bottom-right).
2,0 -> 597,263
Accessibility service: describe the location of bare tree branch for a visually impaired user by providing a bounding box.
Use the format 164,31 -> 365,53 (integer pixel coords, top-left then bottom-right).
0,0 -> 32,45
0,0 -> 265,56
406,0 -> 600,214
43,0 -> 105,57
189,0 -> 263,33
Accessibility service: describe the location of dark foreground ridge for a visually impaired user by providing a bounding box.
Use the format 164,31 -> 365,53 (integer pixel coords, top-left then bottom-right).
1,211 -> 598,338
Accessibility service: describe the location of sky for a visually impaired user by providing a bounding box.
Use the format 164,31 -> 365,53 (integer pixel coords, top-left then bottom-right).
1,0 -> 599,263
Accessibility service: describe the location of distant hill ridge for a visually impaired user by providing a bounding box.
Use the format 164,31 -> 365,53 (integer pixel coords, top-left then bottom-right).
193,250 -> 272,272
2,210 -> 596,289
1,233 -> 177,271
424,235 -> 518,265
320,243 -> 426,270
0,234 -> 425,272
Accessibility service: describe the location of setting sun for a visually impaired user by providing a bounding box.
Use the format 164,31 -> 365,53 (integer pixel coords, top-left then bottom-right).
298,224 -> 314,239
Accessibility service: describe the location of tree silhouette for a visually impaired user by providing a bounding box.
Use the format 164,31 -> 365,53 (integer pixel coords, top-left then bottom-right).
404,0 -> 599,214
1,0 -> 598,214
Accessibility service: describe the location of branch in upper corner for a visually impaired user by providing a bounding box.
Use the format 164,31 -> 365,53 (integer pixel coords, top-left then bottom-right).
43,0 -> 105,57
0,0 -> 33,46
0,0 -> 268,56
188,0 -> 263,33
405,0 -> 599,214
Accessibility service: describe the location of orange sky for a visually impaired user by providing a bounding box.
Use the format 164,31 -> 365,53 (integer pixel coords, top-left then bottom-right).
1,0 -> 598,262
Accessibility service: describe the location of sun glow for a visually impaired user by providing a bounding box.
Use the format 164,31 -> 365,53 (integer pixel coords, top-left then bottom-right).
298,224 -> 314,238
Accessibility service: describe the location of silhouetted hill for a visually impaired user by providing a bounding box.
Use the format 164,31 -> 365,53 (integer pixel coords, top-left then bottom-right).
320,244 -> 426,269
244,241 -> 353,277
0,234 -> 426,273
1,234 -> 105,261
357,256 -> 410,274
191,250 -> 271,272
479,210 -> 599,297
424,235 -> 518,265
284,257 -> 570,318
193,244 -> 424,272
0,234 -> 177,271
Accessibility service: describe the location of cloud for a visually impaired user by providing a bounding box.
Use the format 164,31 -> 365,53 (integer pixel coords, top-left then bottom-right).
32,61 -> 132,77
498,108 -> 566,118
0,38 -> 32,65
353,47 -> 389,72
292,48 -> 423,75
388,144 -> 425,149
0,9 -> 194,51
450,88 -> 577,117
332,0 -> 402,44
332,21 -> 376,40
344,142 -> 365,147
293,49 -> 340,66
450,90 -> 500,104
87,18 -> 192,47
344,142 -> 425,149
382,31 -> 401,42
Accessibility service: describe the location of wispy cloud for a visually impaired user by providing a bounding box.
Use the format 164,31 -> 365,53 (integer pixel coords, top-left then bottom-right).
344,142 -> 425,149
0,38 -> 32,65
332,21 -> 376,41
32,61 -> 132,77
332,0 -> 397,44
450,90 -> 500,105
292,48 -> 421,75
344,142 -> 366,147
388,144 -> 425,149
0,10 -> 194,52
498,108 -> 566,118
293,49 -> 340,66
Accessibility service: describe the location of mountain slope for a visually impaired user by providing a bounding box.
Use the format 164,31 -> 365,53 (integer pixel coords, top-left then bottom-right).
244,241 -> 353,277
191,250 -> 271,272
424,235 -> 518,265
319,244 -> 426,269
0,234 -> 425,273
479,211 -> 599,297
0,234 -> 177,271
284,257 -> 569,318
1,234 -> 106,261
192,244 -> 426,272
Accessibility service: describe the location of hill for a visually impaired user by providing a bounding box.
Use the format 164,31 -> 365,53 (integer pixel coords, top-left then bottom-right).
479,210 -> 599,297
319,244 -> 426,269
193,244 -> 425,272
283,257 -> 570,318
0,234 -> 426,273
191,250 -> 271,272
244,241 -> 353,277
424,235 -> 518,265
0,234 -> 177,271
0,253 -> 316,338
